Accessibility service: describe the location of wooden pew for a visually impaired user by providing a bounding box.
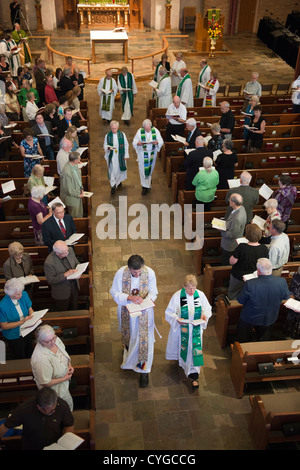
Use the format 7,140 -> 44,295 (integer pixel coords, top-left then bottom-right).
0,241 -> 93,277
0,217 -> 91,247
1,408 -> 96,450
248,393 -> 300,450
230,340 -> 300,398
0,159 -> 89,178
0,175 -> 90,196
0,353 -> 95,409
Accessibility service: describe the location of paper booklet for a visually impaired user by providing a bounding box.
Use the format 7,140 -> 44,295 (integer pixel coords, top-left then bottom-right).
65,233 -> 85,246
149,80 -> 158,89
206,122 -> 212,127
24,154 -> 43,160
4,123 -> 17,129
66,262 -> 89,280
227,178 -> 240,189
241,111 -> 253,116
212,149 -> 222,161
171,134 -> 187,145
76,147 -> 89,157
259,183 -> 273,200
243,271 -> 258,282
1,180 -> 16,194
44,185 -> 57,195
251,215 -> 266,230
19,275 -> 40,285
77,126 -> 88,133
20,309 -> 48,337
48,197 -> 66,208
203,135 -> 212,145
126,298 -> 155,316
165,114 -> 180,119
71,109 -> 79,115
212,217 -> 226,231
83,191 -> 93,198
236,237 -> 249,244
184,148 -> 195,155
44,176 -> 55,187
37,133 -> 54,138
78,162 -> 88,169
101,88 -> 112,95
177,317 -> 206,326
284,298 -> 300,312
0,135 -> 11,142
1,195 -> 11,203
43,432 -> 84,451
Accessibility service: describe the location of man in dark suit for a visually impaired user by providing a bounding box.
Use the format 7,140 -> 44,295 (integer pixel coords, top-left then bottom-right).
237,257 -> 290,342
225,171 -> 259,224
44,240 -> 80,311
220,193 -> 247,265
57,107 -> 89,146
32,113 -> 55,160
42,202 -> 77,252
219,101 -> 235,139
184,118 -> 202,149
184,136 -> 213,190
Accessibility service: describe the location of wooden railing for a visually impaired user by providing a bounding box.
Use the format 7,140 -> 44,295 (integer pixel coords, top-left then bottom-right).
128,34 -> 189,75
29,35 -> 92,75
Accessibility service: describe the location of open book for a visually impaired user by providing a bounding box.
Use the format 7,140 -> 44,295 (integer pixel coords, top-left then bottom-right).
212,217 -> 226,231
4,123 -> 17,129
24,154 -> 42,160
149,80 -> 158,89
48,197 -> 66,209
43,432 -> 84,451
1,180 -> 16,194
227,178 -> 240,189
212,149 -> 221,161
101,88 -> 112,95
236,237 -> 249,245
19,275 -> 40,285
44,186 -> 57,195
259,183 -> 273,200
65,233 -> 84,246
126,298 -> 155,317
83,191 -> 93,198
44,176 -> 55,187
243,271 -> 258,281
171,134 -> 187,145
77,126 -> 88,133
66,262 -> 89,280
177,317 -> 206,326
284,298 -> 300,312
20,309 -> 48,337
251,215 -> 266,230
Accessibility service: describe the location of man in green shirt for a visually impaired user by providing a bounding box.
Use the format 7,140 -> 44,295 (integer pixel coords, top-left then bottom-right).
18,78 -> 39,120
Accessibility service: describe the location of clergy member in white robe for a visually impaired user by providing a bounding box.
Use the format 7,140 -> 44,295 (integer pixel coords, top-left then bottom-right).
0,34 -> 20,77
170,53 -> 186,90
176,68 -> 194,108
117,67 -> 137,126
103,120 -> 129,194
132,119 -> 164,195
202,71 -> 220,107
155,67 -> 172,108
110,254 -> 158,388
196,59 -> 211,99
97,69 -> 118,122
165,274 -> 212,390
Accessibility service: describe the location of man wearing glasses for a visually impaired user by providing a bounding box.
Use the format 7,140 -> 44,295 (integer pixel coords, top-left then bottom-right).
0,388 -> 74,450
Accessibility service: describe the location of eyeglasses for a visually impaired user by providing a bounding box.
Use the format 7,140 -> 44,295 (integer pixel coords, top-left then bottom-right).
42,335 -> 56,345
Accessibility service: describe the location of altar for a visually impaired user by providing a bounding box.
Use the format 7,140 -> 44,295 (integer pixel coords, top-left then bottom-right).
90,30 -> 128,63
76,1 -> 144,31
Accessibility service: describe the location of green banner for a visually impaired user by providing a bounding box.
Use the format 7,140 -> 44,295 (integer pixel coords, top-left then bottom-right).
207,8 -> 220,21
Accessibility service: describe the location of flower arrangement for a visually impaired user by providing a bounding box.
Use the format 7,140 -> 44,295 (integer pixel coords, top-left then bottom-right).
207,15 -> 222,40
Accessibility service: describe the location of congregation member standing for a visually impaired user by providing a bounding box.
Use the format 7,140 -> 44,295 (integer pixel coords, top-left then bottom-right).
60,152 -> 84,218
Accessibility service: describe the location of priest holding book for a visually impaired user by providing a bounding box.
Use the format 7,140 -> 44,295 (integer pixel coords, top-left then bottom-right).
110,254 -> 158,388
97,69 -> 118,123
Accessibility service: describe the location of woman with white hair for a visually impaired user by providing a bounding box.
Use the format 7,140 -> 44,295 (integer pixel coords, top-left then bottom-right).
207,122 -> 224,152
0,278 -> 34,358
192,157 -> 219,211
261,198 -> 281,243
25,91 -> 39,123
133,118 -> 164,195
165,274 -> 212,391
31,324 -> 74,411
28,185 -> 52,245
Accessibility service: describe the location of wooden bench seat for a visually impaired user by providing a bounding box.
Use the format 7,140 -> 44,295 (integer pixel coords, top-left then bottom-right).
230,340 -> 300,398
0,160 -> 89,178
248,392 -> 300,450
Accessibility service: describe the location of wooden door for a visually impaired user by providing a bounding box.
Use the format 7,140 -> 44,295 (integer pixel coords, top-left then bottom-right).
237,0 -> 257,32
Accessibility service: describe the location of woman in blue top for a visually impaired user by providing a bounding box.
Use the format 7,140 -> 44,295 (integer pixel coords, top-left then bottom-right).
0,278 -> 34,359
20,127 -> 43,177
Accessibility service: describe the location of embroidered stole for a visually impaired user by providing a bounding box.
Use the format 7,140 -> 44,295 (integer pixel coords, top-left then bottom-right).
180,289 -> 204,367
121,267 -> 149,369
196,65 -> 208,98
141,127 -> 157,177
176,74 -> 191,99
101,77 -> 112,111
107,130 -> 126,177
119,72 -> 133,115
205,78 -> 217,107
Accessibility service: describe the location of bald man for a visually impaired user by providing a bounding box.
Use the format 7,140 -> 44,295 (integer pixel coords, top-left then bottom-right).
97,69 -> 118,122
165,96 -> 187,142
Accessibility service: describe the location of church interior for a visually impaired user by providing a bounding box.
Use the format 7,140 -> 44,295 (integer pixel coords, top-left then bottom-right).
0,0 -> 300,453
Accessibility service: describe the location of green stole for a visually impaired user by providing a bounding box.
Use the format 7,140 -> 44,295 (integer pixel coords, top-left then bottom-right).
141,127 -> 157,177
119,72 -> 133,115
156,73 -> 168,106
196,65 -> 208,98
152,63 -> 161,99
180,288 -> 204,367
101,77 -> 112,112
107,130 -> 126,176
176,74 -> 191,99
